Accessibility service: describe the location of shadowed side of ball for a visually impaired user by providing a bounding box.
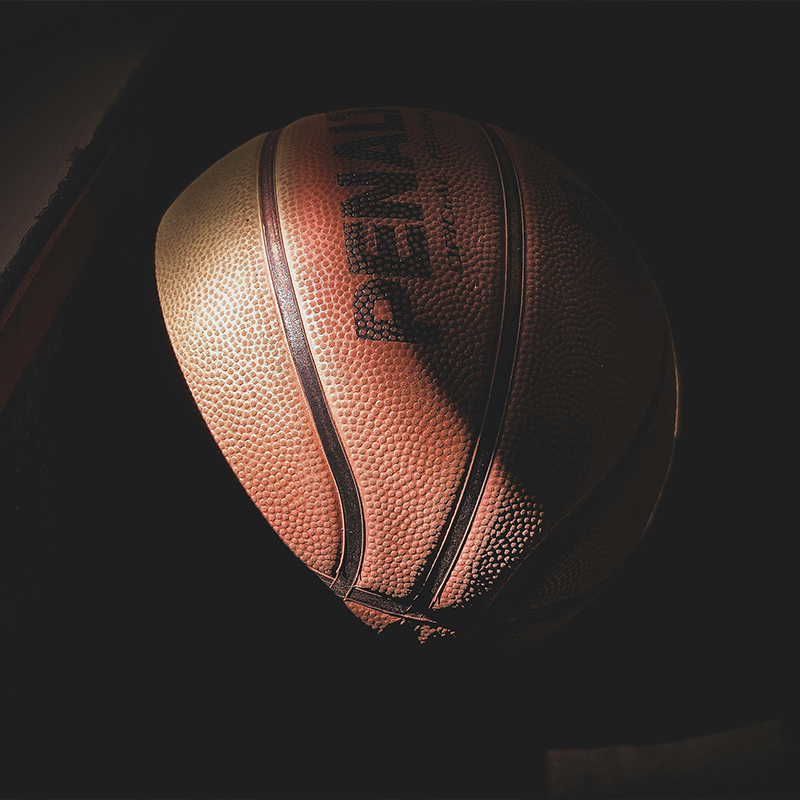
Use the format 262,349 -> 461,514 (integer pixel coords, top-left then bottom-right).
154,106 -> 678,650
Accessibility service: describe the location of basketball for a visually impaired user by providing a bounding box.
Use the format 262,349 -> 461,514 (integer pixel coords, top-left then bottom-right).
154,106 -> 679,650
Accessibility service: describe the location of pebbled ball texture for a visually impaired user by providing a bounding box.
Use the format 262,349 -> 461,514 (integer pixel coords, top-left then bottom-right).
155,107 -> 678,651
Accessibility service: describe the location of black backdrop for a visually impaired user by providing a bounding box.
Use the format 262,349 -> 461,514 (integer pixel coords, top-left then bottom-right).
2,2 -> 795,798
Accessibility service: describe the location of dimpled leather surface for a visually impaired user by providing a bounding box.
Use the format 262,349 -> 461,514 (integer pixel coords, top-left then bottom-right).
155,107 -> 677,648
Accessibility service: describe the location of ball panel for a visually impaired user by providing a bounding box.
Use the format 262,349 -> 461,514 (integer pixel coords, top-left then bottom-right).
504,125 -> 667,515
482,327 -> 678,633
274,110 -> 509,600
155,135 -> 343,576
511,336 -> 678,612
344,600 -> 401,633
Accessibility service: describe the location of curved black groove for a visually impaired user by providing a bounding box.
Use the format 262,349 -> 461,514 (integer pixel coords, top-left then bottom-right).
258,131 -> 365,597
408,122 -> 526,612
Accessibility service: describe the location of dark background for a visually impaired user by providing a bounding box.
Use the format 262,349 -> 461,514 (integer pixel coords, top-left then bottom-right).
1,2 -> 795,798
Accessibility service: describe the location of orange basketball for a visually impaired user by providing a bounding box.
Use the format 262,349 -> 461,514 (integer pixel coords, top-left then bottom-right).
154,107 -> 679,650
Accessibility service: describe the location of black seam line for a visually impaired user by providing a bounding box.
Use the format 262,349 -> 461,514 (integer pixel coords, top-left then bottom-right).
406,122 -> 526,613
258,130 -> 365,598
348,587 -> 438,623
308,571 -> 438,623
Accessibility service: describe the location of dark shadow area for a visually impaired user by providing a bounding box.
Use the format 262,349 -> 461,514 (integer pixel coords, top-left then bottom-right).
1,3 -> 795,798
